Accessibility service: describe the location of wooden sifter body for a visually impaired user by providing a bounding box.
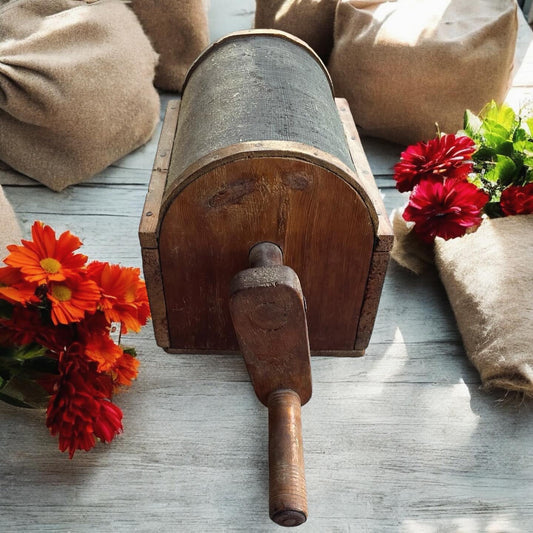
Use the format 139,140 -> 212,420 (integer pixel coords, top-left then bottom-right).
139,30 -> 393,526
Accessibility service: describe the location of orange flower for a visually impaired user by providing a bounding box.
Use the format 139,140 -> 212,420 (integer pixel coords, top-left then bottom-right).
0,266 -> 37,305
110,351 -> 140,388
88,261 -> 150,333
82,331 -> 123,372
47,276 -> 101,326
5,221 -> 87,285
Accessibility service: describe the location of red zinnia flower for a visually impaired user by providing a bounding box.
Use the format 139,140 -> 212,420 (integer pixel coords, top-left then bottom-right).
403,178 -> 489,243
0,306 -> 74,354
500,183 -> 533,216
46,343 -> 123,458
0,306 -> 43,346
394,134 -> 476,192
5,221 -> 87,285
88,261 -> 150,334
47,276 -> 101,326
93,400 -> 124,444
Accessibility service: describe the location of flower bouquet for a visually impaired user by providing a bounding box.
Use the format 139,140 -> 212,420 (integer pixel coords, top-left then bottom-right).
391,101 -> 533,396
0,221 -> 150,457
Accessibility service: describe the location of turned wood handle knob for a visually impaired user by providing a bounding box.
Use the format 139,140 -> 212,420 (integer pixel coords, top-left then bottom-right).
268,389 -> 307,527
230,242 -> 311,527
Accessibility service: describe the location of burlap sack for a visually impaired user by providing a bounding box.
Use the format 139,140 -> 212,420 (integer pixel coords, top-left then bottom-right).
0,185 -> 21,257
435,215 -> 533,396
390,209 -> 434,275
328,0 -> 518,145
0,0 -> 160,191
130,0 -> 209,92
254,0 -> 338,62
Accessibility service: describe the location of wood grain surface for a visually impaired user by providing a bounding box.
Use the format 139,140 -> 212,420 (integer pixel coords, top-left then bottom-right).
158,155 -> 374,353
0,2 -> 532,532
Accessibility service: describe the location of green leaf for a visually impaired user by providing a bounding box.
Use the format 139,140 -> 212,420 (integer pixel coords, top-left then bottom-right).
484,201 -> 504,218
481,120 -> 512,147
0,375 -> 51,409
0,391 -> 37,408
12,343 -> 48,362
512,125 -> 528,143
524,156 -> 533,167
480,101 -> 517,132
495,140 -> 514,157
463,109 -> 482,138
0,343 -> 48,362
468,173 -> 484,188
468,101 -> 533,191
513,138 -> 533,157
121,346 -> 137,357
473,145 -> 497,163
483,155 -> 517,186
526,117 -> 533,136
24,355 -> 58,374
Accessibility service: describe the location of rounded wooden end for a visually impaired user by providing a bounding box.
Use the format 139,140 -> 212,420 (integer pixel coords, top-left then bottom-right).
268,389 -> 307,527
270,509 -> 307,527
248,241 -> 283,268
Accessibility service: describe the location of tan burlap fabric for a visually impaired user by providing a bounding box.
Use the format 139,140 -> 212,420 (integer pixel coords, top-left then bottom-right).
328,0 -> 518,145
435,215 -> 533,396
254,0 -> 338,62
0,0 -> 160,191
130,0 -> 209,92
0,186 -> 21,259
390,209 -> 434,275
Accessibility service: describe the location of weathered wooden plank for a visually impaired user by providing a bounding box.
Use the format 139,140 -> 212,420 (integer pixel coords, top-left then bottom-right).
360,136 -> 404,175
3,184 -> 148,218
115,336 -> 475,385
139,100 -> 181,249
1,372 -> 531,532
0,167 -> 152,187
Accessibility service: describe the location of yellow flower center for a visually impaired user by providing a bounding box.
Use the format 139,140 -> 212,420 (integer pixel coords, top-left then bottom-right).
40,257 -> 61,274
51,284 -> 72,302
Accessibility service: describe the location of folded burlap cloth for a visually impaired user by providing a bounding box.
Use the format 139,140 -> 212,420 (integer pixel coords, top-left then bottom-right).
328,0 -> 517,145
0,185 -> 21,256
129,0 -> 209,92
254,0 -> 338,62
427,215 -> 533,396
0,0 -> 160,191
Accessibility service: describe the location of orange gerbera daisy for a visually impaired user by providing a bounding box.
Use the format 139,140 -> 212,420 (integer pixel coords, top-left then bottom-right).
110,350 -> 140,388
47,276 -> 101,326
5,221 -> 87,285
0,265 -> 37,305
88,261 -> 150,334
82,330 -> 123,372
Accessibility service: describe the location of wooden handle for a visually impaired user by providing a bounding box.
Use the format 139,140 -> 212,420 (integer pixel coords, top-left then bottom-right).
268,389 -> 307,527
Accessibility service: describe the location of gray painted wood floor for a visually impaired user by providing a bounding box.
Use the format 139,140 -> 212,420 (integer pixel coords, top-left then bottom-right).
1,2 -> 532,532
